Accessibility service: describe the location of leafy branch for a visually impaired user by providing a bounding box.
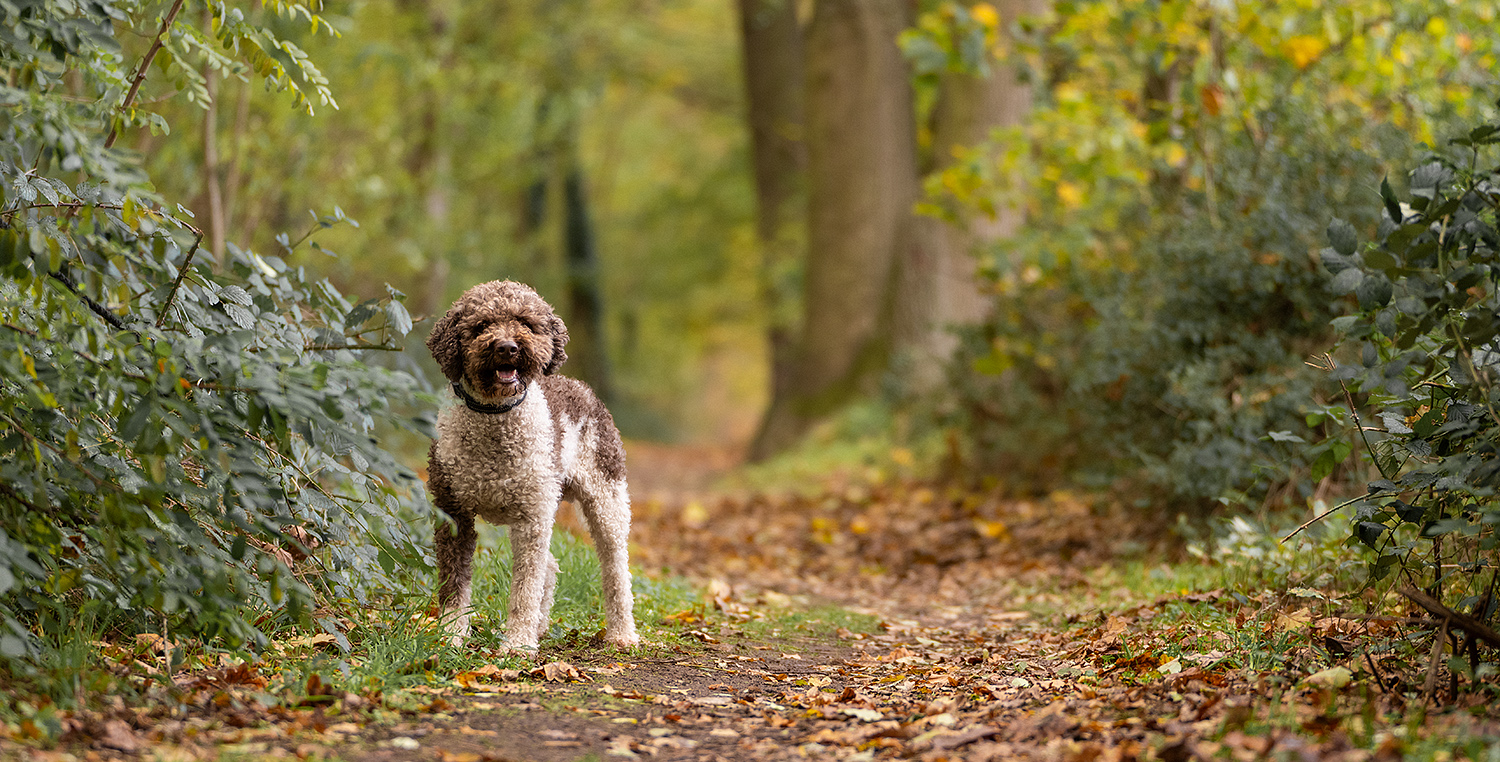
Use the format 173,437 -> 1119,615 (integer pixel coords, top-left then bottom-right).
104,0 -> 188,150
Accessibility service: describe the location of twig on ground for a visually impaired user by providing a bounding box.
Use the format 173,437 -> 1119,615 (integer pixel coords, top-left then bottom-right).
1422,615 -> 1449,704
1399,586 -> 1500,649
1363,651 -> 1389,693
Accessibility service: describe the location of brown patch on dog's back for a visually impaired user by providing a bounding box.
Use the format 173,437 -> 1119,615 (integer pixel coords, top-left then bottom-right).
541,376 -> 627,483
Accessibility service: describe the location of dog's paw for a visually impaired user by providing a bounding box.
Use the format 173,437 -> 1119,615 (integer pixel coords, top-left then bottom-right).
605,631 -> 640,649
498,640 -> 541,658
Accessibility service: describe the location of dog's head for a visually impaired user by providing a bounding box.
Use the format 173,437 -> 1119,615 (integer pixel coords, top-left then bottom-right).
427,281 -> 569,399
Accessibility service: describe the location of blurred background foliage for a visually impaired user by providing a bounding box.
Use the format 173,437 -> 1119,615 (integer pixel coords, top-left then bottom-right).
6,0 -> 1500,681
930,0 -> 1500,508
141,0 -> 765,443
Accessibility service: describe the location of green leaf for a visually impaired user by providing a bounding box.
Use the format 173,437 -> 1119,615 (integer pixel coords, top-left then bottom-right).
1380,176 -> 1402,223
0,635 -> 27,658
1327,218 -> 1358,257
384,300 -> 413,337
1355,521 -> 1388,549
1331,267 -> 1363,294
119,397 -> 156,441
1363,248 -> 1397,272
1355,274 -> 1393,310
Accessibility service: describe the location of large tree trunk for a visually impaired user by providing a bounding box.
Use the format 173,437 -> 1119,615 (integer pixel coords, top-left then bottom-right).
562,166 -> 613,403
395,0 -> 455,321
750,0 -> 919,459
738,0 -> 808,459
891,0 -> 1045,390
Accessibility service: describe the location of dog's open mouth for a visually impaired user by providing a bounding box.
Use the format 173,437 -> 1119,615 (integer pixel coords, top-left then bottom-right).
495,366 -> 520,392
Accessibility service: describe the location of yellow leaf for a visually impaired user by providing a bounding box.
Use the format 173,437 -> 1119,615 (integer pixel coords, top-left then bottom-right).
1281,35 -> 1326,69
1164,143 -> 1188,168
889,447 -> 914,466
1055,83 -> 1083,104
973,519 -> 1009,540
680,501 -> 708,528
1056,181 -> 1084,209
970,2 -> 999,29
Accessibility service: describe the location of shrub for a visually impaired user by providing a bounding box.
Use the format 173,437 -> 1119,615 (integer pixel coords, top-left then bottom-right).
1320,104 -> 1500,595
0,1 -> 432,671
950,99 -> 1405,506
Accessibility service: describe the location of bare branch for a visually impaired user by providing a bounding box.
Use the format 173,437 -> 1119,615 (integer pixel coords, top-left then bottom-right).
1400,585 -> 1500,650
156,230 -> 204,327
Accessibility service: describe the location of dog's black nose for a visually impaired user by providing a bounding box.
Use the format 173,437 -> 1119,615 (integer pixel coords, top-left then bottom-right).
496,340 -> 519,357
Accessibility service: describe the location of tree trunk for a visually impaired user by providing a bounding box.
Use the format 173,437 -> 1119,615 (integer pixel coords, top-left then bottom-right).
201,8 -> 227,268
562,166 -> 613,403
391,0 -> 455,320
891,0 -> 1044,390
750,0 -> 919,459
223,77 -> 251,249
739,0 -> 808,459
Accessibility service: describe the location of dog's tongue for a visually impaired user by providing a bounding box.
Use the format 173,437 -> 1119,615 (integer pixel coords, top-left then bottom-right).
498,368 -> 518,384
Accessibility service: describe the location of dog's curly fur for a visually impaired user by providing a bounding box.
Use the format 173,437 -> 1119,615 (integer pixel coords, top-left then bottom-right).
426,280 -> 638,650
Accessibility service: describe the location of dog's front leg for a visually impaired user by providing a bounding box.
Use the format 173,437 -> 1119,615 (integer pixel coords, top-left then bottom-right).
504,513 -> 555,652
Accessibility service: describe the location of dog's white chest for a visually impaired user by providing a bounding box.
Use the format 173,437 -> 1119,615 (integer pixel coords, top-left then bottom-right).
434,391 -> 559,522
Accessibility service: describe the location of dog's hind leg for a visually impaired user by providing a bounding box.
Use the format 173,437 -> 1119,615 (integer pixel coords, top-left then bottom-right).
504,514 -> 555,651
578,481 -> 639,648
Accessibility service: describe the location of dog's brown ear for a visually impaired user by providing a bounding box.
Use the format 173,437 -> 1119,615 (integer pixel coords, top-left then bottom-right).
427,301 -> 466,382
543,313 -> 569,375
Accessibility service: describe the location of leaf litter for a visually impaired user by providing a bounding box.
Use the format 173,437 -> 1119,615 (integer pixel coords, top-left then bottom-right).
8,449 -> 1500,759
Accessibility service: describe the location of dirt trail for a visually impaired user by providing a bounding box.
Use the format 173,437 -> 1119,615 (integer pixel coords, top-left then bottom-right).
338,447 -> 1223,761
20,446 -> 1480,761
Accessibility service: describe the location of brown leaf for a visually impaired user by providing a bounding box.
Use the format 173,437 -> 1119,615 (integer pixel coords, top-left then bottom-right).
97,719 -> 139,752
537,661 -> 584,682
931,724 -> 1001,750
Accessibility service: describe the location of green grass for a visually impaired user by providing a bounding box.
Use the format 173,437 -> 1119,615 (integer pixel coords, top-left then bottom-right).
737,603 -> 882,646
466,524 -> 701,652
265,526 -> 703,701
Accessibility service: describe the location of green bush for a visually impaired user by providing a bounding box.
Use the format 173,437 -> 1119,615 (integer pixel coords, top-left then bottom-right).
950,99 -> 1407,506
1321,104 -> 1500,591
0,1 -> 433,673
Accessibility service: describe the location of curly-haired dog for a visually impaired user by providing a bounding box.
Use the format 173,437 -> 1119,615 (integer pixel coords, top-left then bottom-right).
425,280 -> 638,650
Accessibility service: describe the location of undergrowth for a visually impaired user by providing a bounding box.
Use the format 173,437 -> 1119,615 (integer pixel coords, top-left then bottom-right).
0,527 -> 703,738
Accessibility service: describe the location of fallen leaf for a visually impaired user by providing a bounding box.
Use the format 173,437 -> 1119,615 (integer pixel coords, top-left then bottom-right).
1304,666 -> 1353,689
537,661 -> 584,682
97,719 -> 139,752
932,724 -> 1001,750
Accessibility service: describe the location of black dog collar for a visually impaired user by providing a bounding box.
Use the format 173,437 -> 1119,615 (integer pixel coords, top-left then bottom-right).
453,381 -> 527,414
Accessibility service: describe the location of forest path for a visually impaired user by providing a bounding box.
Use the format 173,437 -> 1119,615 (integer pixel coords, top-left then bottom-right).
26,448 -> 1418,761
333,447 -> 1287,762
